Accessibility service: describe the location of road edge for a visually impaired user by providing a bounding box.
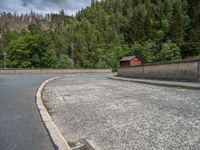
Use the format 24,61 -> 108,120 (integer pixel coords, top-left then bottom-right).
108,75 -> 200,90
36,76 -> 71,150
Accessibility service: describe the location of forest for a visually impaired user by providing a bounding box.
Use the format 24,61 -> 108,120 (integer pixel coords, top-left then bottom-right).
0,0 -> 199,69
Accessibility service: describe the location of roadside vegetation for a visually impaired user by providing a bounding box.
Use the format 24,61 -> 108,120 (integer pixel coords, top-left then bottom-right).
0,0 -> 199,69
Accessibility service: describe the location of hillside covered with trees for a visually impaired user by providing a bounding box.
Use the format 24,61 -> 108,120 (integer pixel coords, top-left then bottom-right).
0,0 -> 199,69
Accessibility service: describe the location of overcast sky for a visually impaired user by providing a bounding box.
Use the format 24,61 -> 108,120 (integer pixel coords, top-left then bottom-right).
0,0 -> 92,15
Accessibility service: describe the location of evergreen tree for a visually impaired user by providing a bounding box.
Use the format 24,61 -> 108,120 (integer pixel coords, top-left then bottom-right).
1,0 -> 199,69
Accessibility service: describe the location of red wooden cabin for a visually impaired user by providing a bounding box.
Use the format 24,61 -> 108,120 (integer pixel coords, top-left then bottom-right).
120,56 -> 141,68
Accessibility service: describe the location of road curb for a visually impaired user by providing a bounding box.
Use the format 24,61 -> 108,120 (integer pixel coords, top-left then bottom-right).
108,75 -> 200,90
36,77 -> 71,150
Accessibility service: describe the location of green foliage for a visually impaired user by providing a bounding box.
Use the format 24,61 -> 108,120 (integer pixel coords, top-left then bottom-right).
0,37 -> 4,68
129,42 -> 157,64
7,35 -> 31,68
28,21 -> 42,34
1,0 -> 200,69
105,46 -> 125,69
159,42 -> 182,61
6,32 -> 56,68
55,54 -> 74,68
195,55 -> 200,59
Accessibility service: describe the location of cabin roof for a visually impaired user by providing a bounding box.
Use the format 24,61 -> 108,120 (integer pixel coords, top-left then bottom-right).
120,56 -> 138,62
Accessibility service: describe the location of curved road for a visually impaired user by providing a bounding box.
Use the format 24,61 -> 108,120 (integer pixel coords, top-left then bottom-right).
0,75 -> 55,150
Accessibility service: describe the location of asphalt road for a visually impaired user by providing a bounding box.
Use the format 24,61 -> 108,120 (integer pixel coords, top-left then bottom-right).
0,75 -> 55,150
43,73 -> 200,150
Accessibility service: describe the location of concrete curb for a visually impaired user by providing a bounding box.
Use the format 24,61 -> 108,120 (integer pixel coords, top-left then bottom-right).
108,75 -> 200,90
36,77 -> 71,150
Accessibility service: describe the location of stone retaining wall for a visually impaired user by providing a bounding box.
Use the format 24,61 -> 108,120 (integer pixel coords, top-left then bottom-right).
118,59 -> 200,82
0,69 -> 111,75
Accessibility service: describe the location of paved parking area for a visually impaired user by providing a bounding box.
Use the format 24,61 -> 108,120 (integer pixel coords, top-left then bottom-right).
42,73 -> 200,150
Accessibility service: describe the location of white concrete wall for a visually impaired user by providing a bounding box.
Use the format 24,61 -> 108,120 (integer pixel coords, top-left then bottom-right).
118,59 -> 200,82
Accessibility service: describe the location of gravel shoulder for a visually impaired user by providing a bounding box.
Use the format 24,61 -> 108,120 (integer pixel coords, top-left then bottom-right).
42,73 -> 200,150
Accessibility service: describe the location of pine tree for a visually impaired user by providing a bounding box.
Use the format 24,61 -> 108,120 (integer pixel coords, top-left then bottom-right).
171,0 -> 184,45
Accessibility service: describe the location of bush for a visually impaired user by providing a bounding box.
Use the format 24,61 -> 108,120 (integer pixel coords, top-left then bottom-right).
55,54 -> 74,68
129,42 -> 157,64
7,32 -> 56,68
159,42 -> 182,62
